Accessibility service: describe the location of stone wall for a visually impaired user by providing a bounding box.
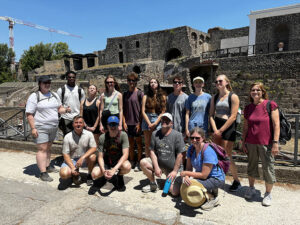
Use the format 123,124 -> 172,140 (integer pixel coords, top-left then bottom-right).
216,51 -> 300,113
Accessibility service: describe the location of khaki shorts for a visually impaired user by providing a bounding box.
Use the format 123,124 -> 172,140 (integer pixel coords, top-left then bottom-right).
246,143 -> 276,184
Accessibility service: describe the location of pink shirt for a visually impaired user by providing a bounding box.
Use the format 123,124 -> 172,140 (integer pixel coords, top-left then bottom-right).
244,100 -> 278,145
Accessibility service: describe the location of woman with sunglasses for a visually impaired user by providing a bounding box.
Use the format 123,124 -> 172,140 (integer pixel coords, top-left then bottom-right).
242,82 -> 279,206
180,127 -> 225,211
141,78 -> 166,157
80,84 -> 101,145
209,74 -> 241,192
26,75 -> 71,182
99,75 -> 123,133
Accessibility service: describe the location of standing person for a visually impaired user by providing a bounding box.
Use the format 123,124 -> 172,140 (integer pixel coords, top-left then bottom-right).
140,113 -> 186,195
26,75 -> 71,182
57,71 -> 85,136
59,116 -> 97,188
91,116 -> 131,192
80,84 -> 101,145
180,127 -> 225,211
185,76 -> 211,137
99,75 -> 123,133
242,82 -> 280,206
122,72 -> 144,171
141,78 -> 167,157
167,75 -> 188,134
209,74 -> 241,192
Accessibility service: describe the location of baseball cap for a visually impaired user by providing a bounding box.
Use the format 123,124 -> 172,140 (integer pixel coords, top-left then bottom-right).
107,116 -> 119,125
38,75 -> 51,83
193,76 -> 204,83
161,113 -> 173,122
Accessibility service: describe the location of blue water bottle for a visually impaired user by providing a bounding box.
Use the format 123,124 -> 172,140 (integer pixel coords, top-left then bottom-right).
162,178 -> 172,196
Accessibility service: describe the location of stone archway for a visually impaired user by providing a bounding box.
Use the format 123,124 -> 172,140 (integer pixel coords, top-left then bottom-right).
165,48 -> 182,62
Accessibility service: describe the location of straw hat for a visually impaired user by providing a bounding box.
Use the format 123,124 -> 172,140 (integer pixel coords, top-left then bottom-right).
180,179 -> 208,207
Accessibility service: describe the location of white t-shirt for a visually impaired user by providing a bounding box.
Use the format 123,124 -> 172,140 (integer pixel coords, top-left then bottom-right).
26,91 -> 61,127
62,129 -> 96,159
57,84 -> 85,120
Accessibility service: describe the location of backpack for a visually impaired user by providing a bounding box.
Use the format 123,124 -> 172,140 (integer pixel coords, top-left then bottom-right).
266,101 -> 292,145
61,85 -> 82,104
35,91 -> 58,103
214,92 -> 241,124
189,142 -> 230,174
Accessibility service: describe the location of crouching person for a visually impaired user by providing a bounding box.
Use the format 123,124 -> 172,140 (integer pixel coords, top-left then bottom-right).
58,116 -> 97,190
140,113 -> 186,196
91,116 -> 131,192
180,127 -> 225,211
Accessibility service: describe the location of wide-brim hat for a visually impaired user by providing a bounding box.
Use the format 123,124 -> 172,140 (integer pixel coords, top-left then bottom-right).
180,179 -> 208,207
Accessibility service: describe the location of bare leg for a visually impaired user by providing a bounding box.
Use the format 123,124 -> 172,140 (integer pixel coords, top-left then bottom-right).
143,130 -> 152,157
248,176 -> 255,187
128,137 -> 135,162
59,166 -> 72,179
46,142 -> 52,167
136,136 -> 143,162
119,160 -> 131,175
36,142 -> 50,173
140,158 -> 155,182
265,182 -> 273,193
87,154 -> 97,174
224,140 -> 240,182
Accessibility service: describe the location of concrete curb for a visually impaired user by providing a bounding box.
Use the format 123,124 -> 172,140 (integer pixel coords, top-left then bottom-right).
0,138 -> 299,184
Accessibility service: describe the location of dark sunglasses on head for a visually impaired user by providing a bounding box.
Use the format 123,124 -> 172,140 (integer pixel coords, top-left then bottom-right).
106,81 -> 114,84
108,122 -> 118,127
215,80 -> 223,84
190,136 -> 201,141
127,79 -> 137,82
173,81 -> 183,84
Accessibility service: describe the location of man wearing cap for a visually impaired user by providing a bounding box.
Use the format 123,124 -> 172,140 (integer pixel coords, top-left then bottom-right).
185,76 -> 211,136
57,71 -> 85,136
91,116 -> 131,192
58,116 -> 97,189
167,75 -> 188,134
140,113 -> 186,195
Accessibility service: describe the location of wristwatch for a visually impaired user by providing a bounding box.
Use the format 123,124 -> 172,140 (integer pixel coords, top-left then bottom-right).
272,140 -> 279,144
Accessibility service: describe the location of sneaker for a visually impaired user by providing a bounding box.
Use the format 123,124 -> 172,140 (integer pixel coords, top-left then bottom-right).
201,197 -> 220,211
46,165 -> 58,173
142,181 -> 158,193
262,192 -> 272,206
40,172 -> 53,182
134,163 -> 141,172
86,174 -> 93,186
229,180 -> 241,192
245,187 -> 256,200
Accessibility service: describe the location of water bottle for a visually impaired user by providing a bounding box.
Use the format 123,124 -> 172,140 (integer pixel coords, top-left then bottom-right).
162,178 -> 172,195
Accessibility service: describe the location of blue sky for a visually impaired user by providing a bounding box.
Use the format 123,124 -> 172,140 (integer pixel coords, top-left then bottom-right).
0,0 -> 299,60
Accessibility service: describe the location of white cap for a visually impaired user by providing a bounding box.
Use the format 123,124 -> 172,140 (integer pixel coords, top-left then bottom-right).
193,76 -> 204,83
161,113 -> 173,121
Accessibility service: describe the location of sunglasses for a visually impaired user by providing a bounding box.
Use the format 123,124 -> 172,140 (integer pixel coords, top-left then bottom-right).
161,119 -> 171,124
251,89 -> 262,92
127,79 -> 137,82
67,76 -> 76,79
108,122 -> 118,127
190,136 -> 201,141
173,81 -> 183,84
215,80 -> 223,84
106,81 -> 114,84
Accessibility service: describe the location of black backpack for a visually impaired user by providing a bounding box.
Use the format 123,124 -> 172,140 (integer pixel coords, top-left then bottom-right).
267,101 -> 292,144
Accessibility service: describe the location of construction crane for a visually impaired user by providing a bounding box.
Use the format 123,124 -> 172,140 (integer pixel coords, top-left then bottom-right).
0,16 -> 82,52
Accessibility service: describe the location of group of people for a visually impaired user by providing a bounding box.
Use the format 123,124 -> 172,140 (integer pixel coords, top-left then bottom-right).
25,70 -> 280,210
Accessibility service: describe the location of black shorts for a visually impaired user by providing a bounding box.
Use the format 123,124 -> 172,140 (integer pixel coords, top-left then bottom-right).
215,117 -> 236,142
127,125 -> 142,138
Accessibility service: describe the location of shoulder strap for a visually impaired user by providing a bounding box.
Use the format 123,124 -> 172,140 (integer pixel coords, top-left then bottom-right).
213,93 -> 219,106
78,87 -> 82,101
50,91 -> 58,100
61,85 -> 65,104
35,91 -> 40,103
228,92 -> 233,111
266,100 -> 271,117
107,91 -> 118,110
201,143 -> 210,160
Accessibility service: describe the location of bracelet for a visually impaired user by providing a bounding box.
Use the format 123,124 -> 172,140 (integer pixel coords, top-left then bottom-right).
272,140 -> 279,144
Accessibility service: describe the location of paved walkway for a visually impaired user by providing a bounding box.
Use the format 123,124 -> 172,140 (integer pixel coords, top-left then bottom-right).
0,149 -> 300,225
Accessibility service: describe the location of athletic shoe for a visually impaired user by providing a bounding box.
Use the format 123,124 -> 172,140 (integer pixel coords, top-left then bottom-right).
201,197 -> 220,211
262,192 -> 272,206
86,174 -> 93,186
245,187 -> 256,200
40,172 -> 53,182
229,180 -> 241,192
134,163 -> 141,172
46,165 -> 58,173
142,181 -> 158,193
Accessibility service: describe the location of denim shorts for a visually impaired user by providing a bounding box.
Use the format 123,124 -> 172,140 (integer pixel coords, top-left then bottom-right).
142,113 -> 161,131
34,126 -> 58,144
197,177 -> 225,192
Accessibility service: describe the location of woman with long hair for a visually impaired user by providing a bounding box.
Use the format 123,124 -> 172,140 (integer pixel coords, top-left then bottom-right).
141,78 -> 166,157
99,75 -> 123,133
209,74 -> 241,192
80,84 -> 101,145
242,82 -> 279,206
180,127 -> 225,211
26,75 -> 71,182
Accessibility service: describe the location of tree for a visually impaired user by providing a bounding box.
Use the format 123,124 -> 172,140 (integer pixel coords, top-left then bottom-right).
0,43 -> 15,84
20,42 -> 72,74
